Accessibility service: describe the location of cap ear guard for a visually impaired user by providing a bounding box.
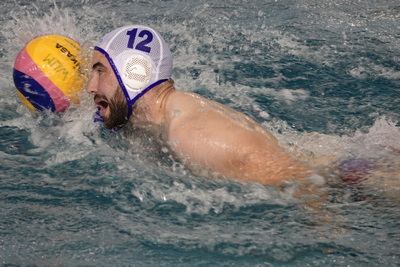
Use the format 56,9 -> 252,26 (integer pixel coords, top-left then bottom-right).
120,54 -> 152,94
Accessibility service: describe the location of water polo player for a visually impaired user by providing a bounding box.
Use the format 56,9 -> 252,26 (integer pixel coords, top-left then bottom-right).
86,25 -> 324,186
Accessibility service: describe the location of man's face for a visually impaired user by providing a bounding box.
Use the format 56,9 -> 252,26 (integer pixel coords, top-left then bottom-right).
87,51 -> 128,129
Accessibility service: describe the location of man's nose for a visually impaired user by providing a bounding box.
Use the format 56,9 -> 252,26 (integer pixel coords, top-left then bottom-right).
86,76 -> 98,94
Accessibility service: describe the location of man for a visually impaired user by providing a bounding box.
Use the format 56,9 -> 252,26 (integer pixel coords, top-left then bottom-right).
87,25 -> 322,186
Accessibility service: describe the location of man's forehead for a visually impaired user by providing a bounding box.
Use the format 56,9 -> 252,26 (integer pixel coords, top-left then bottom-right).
92,50 -> 108,66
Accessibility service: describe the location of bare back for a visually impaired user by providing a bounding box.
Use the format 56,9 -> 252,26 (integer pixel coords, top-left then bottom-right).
162,91 -> 312,185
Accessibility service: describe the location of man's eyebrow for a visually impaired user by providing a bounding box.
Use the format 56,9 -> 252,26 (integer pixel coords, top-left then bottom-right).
92,62 -> 105,69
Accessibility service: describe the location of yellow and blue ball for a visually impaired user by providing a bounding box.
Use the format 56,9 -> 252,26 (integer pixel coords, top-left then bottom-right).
13,35 -> 83,112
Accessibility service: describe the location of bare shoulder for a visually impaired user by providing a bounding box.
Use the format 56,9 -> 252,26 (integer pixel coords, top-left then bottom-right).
164,91 -> 208,115
160,91 -> 311,184
164,91 -> 277,146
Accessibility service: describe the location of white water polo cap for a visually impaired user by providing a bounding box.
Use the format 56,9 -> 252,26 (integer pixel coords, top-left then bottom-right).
95,25 -> 173,118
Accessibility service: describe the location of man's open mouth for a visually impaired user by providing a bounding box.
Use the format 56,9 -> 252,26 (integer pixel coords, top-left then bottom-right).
94,96 -> 109,115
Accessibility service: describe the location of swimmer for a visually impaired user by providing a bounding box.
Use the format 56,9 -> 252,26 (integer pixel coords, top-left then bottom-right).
87,25 -> 318,186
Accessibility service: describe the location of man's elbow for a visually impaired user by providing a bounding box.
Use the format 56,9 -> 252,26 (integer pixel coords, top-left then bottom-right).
236,151 -> 312,185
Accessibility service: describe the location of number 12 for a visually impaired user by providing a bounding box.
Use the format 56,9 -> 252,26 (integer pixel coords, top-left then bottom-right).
126,28 -> 153,53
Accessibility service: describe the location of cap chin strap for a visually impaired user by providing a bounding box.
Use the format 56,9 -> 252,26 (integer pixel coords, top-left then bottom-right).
94,46 -> 167,120
125,79 -> 168,119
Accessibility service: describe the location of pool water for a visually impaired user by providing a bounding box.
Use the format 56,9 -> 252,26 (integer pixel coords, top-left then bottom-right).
1,0 -> 399,266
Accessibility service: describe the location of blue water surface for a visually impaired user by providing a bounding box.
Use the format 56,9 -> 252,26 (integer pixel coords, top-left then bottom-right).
0,0 -> 399,266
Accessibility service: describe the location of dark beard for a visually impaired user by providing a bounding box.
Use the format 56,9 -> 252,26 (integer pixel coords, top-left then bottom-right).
104,89 -> 129,130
